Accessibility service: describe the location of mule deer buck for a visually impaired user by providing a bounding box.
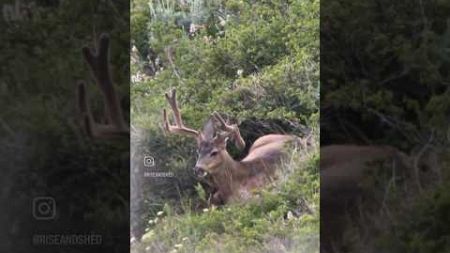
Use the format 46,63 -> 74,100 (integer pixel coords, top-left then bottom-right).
320,144 -> 439,253
77,33 -> 129,139
162,89 -> 309,205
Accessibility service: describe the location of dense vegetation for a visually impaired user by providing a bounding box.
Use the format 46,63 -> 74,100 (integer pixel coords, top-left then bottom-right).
322,0 -> 450,252
133,148 -> 319,253
130,0 -> 319,252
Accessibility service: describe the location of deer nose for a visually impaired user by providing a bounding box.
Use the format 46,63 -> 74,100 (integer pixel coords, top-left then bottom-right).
193,166 -> 208,178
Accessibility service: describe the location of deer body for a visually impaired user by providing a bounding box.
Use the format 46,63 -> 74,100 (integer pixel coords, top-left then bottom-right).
320,144 -> 437,253
321,145 -> 411,193
162,89 -> 301,205
203,134 -> 298,204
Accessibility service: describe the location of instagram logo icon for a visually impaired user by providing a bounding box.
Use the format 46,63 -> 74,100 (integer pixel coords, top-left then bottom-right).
143,155 -> 155,167
32,196 -> 56,220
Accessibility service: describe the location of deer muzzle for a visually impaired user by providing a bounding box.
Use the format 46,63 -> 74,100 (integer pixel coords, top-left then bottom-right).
193,166 -> 208,178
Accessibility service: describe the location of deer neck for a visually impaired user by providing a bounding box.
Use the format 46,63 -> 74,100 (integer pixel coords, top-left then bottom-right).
211,151 -> 249,197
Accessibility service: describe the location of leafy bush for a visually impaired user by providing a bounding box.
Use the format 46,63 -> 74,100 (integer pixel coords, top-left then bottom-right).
132,147 -> 319,253
375,183 -> 450,253
322,0 -> 450,147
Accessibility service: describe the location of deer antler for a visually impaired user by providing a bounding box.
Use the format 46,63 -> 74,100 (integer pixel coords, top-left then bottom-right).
212,112 -> 245,150
78,33 -> 129,139
162,88 -> 199,137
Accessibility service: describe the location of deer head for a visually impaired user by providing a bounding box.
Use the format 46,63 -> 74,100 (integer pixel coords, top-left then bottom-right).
162,88 -> 245,178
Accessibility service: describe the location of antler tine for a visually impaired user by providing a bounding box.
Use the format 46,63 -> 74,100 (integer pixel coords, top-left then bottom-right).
163,88 -> 199,137
165,89 -> 183,127
162,108 -> 171,132
77,81 -> 89,116
212,111 -> 245,150
78,33 -> 129,139
212,112 -> 234,133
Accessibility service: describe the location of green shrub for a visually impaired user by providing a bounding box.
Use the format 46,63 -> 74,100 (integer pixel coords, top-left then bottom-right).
132,147 -> 319,253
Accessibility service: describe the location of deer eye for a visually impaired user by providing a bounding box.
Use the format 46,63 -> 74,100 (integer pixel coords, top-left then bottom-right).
210,151 -> 218,157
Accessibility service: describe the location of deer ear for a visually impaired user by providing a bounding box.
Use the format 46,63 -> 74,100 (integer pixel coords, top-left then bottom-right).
202,117 -> 216,140
196,133 -> 204,145
213,134 -> 229,149
221,136 -> 229,144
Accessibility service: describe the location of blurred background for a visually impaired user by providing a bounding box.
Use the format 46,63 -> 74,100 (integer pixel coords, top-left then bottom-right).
321,0 -> 450,252
0,0 -> 130,252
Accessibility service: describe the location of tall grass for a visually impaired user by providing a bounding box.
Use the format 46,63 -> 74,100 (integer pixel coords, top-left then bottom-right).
131,142 -> 319,253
